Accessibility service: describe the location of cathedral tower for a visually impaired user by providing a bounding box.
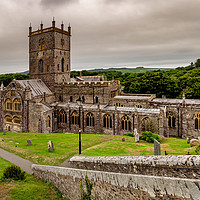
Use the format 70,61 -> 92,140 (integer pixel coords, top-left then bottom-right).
29,20 -> 71,92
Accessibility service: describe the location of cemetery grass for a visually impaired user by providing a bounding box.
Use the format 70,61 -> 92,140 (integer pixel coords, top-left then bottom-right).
0,132 -> 196,165
0,157 -> 67,200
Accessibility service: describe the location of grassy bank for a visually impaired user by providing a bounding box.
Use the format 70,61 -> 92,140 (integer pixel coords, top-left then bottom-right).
0,157 -> 66,199
0,132 -> 196,166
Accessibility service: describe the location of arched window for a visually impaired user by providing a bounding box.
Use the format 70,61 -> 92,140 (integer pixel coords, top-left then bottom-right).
59,110 -> 67,123
82,96 -> 85,103
57,64 -> 59,71
121,115 -> 131,131
142,117 -> 151,132
13,117 -> 20,124
39,59 -> 44,73
194,112 -> 200,130
86,113 -> 95,127
167,112 -> 176,128
61,58 -> 64,72
13,99 -> 21,112
5,116 -> 12,123
47,116 -> 51,128
96,96 -> 98,104
5,99 -> 12,111
71,111 -> 79,125
103,114 -> 112,129
70,96 -> 73,102
135,104 -> 142,108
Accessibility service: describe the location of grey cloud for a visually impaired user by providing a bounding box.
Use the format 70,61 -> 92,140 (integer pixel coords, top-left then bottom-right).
40,0 -> 79,7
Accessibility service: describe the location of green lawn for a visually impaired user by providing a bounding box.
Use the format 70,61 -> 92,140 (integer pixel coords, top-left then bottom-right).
0,157 -> 67,199
0,132 -> 196,166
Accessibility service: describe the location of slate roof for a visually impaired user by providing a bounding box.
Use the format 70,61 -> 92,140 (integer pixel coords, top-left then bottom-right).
55,103 -> 160,114
17,79 -> 53,97
114,95 -> 153,101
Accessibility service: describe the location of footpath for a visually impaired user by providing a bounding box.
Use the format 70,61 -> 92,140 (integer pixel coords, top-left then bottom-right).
0,148 -> 33,174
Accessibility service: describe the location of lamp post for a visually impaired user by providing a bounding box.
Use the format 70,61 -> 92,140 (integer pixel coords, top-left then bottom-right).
76,96 -> 82,154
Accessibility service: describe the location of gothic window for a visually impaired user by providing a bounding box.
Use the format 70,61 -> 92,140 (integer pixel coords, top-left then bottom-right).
96,96 -> 98,104
39,59 -> 44,73
13,99 -> 21,112
5,99 -> 12,111
5,116 -> 12,123
121,115 -> 131,131
135,104 -> 142,108
167,112 -> 176,128
86,112 -> 94,127
142,117 -> 151,132
61,58 -> 64,72
47,116 -> 51,128
61,39 -> 64,49
82,96 -> 85,103
59,110 -> 67,123
71,111 -> 79,125
113,103 -> 124,107
194,112 -> 200,130
13,117 -> 20,124
39,38 -> 44,50
67,64 -> 69,71
57,64 -> 59,71
103,114 -> 112,129
70,96 -> 73,102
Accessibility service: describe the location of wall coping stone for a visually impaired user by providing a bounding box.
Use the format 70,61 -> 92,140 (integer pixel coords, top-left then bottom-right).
70,155 -> 200,167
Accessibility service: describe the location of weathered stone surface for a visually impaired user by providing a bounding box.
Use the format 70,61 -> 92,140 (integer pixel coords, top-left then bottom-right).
27,139 -> 32,146
154,139 -> 161,155
190,139 -> 199,147
48,140 -> 54,152
69,155 -> 200,179
32,164 -> 199,200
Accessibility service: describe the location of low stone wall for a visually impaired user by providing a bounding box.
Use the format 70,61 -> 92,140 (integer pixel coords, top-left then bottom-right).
70,155 -> 200,179
32,164 -> 200,200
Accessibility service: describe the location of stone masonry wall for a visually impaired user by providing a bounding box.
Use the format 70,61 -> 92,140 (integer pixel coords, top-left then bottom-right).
70,155 -> 200,179
32,164 -> 200,200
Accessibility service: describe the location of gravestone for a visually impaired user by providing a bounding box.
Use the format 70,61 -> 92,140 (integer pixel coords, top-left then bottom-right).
27,139 -> 32,146
48,140 -> 54,152
134,128 -> 139,143
3,131 -> 6,135
154,139 -> 161,155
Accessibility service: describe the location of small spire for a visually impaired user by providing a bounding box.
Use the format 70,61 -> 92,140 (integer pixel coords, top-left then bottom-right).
69,23 -> 71,27
53,16 -> 55,21
30,23 -> 32,27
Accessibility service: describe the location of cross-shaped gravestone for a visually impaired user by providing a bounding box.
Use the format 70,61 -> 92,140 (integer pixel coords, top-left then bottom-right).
154,139 -> 161,155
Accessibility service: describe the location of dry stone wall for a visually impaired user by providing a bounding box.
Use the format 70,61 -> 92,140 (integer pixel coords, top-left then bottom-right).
32,164 -> 200,200
70,155 -> 200,179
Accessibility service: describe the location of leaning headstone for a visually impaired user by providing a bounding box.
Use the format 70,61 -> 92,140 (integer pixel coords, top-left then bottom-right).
154,139 -> 161,155
3,131 -> 6,135
27,139 -> 32,146
48,140 -> 54,152
134,128 -> 139,143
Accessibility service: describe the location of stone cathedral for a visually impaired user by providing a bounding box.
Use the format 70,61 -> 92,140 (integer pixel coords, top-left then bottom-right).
1,20 -> 200,139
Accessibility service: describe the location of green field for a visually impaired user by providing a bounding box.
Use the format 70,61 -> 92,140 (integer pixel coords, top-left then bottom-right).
0,132 -> 196,166
0,157 -> 67,199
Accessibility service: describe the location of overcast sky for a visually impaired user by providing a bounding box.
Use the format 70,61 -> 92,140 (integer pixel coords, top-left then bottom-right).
0,0 -> 200,73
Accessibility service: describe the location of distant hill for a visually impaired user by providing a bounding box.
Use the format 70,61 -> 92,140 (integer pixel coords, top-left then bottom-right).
87,67 -> 173,73
19,70 -> 29,75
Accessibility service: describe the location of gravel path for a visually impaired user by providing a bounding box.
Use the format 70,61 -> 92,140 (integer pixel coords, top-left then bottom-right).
0,148 -> 33,174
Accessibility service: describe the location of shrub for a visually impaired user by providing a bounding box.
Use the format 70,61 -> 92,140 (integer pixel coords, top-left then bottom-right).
80,174 -> 96,200
123,132 -> 134,137
139,131 -> 161,143
195,145 -> 200,155
1,165 -> 26,181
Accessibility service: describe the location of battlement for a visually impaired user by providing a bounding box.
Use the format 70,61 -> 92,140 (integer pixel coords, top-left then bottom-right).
29,20 -> 71,37
55,80 -> 120,88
